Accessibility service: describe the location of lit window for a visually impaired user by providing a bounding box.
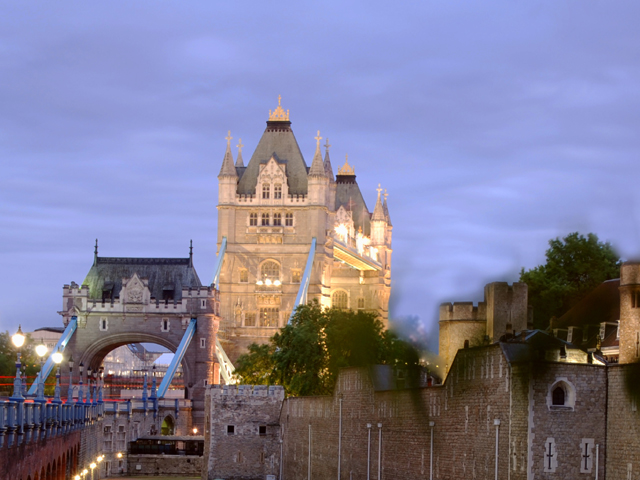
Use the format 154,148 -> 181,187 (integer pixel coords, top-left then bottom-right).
249,213 -> 258,226
261,213 -> 269,226
357,297 -> 365,309
261,261 -> 280,281
292,270 -> 301,283
260,308 -> 279,327
262,184 -> 270,199
244,313 -> 256,327
285,213 -> 293,226
239,269 -> 248,283
274,184 -> 282,199
332,291 -> 348,309
273,213 -> 282,226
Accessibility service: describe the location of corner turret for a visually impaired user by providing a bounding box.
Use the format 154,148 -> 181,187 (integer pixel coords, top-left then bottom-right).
218,131 -> 238,204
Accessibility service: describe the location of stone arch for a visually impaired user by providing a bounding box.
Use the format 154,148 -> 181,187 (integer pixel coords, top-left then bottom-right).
69,332 -> 192,387
547,377 -> 576,410
40,467 -> 45,480
331,289 -> 349,309
161,414 -> 176,435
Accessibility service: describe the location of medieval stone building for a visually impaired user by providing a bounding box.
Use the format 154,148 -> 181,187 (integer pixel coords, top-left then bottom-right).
215,97 -> 392,360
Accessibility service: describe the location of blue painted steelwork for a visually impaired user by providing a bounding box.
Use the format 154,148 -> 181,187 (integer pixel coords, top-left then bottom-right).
215,338 -> 236,384
157,318 -> 197,398
212,236 -> 227,287
27,317 -> 78,395
289,237 -> 317,323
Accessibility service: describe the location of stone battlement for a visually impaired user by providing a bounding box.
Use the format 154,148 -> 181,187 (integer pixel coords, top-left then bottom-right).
209,384 -> 285,399
439,301 -> 487,322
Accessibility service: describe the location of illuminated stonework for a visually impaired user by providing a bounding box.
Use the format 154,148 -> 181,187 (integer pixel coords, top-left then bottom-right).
216,101 -> 392,361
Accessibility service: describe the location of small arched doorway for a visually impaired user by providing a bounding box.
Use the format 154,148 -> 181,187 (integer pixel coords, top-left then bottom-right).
161,415 -> 175,436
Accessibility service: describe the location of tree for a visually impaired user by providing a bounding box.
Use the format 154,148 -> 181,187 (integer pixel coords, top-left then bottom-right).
0,331 -> 58,396
234,301 -> 421,396
519,232 -> 620,330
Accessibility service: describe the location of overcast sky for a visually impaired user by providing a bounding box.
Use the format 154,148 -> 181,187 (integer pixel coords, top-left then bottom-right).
1,1 -> 640,351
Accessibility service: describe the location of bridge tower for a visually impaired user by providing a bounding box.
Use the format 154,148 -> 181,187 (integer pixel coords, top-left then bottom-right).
59,244 -> 220,431
215,98 -> 393,361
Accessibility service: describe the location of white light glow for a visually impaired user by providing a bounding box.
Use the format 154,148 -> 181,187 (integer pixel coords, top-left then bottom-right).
274,280 -> 281,286
12,326 -> 25,348
265,279 -> 272,286
36,344 -> 48,357
52,352 -> 63,364
256,280 -> 263,285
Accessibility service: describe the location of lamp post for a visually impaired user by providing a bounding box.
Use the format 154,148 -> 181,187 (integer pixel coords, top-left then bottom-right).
35,341 -> 48,403
92,369 -> 98,405
90,461 -> 96,480
10,325 -> 25,401
52,350 -> 63,404
68,355 -> 75,404
87,367 -> 93,404
97,367 -> 104,404
78,363 -> 84,404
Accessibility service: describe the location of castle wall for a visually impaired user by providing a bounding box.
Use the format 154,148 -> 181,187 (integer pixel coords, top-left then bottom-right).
606,364 -> 640,480
438,302 -> 487,373
485,282 -> 528,342
203,384 -> 284,480
280,345 -> 525,480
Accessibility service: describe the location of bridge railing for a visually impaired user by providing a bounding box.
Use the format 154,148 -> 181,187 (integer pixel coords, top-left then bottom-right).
0,399 -> 103,449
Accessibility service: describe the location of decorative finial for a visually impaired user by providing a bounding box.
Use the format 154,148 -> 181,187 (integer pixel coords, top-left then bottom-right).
93,239 -> 98,266
384,189 -> 388,200
324,138 -> 331,152
315,130 -> 322,149
268,96 -> 290,121
94,239 -> 98,256
237,138 -> 244,153
377,183 -> 382,198
189,240 -> 193,267
337,154 -> 355,176
225,131 -> 232,147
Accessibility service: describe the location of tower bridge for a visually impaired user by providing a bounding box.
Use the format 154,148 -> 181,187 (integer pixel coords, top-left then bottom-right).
2,98 -> 392,479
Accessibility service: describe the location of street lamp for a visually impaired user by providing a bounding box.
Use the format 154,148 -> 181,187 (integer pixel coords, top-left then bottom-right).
10,325 -> 25,401
90,462 -> 96,480
68,355 -> 75,404
78,363 -> 84,404
35,341 -> 48,403
52,350 -> 63,404
193,427 -> 198,435
74,475 -> 80,480
87,367 -> 93,404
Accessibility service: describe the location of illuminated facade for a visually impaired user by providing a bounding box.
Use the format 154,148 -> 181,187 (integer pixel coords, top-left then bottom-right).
216,98 -> 392,360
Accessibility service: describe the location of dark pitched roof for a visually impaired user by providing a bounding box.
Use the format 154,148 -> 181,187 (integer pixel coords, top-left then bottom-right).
34,327 -> 65,334
236,120 -> 309,195
83,257 -> 202,301
335,173 -> 371,236
557,279 -> 620,329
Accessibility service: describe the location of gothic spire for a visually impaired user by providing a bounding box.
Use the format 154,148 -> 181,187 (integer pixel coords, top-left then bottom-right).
189,239 -> 193,267
372,184 -> 386,221
308,130 -> 326,177
383,189 -> 392,226
323,138 -> 335,182
235,138 -> 244,167
93,239 -> 98,266
218,131 -> 237,177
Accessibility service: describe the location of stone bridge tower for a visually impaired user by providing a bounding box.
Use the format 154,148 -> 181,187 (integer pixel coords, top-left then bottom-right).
215,98 -> 393,361
59,243 -> 220,431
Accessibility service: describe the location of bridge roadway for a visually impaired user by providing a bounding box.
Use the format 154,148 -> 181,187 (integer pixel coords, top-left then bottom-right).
0,392 -> 194,480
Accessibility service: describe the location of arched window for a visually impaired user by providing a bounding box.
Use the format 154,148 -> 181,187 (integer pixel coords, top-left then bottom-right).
548,378 -> 576,410
161,416 -> 175,436
332,290 -> 348,309
261,261 -> 280,281
552,386 -> 565,406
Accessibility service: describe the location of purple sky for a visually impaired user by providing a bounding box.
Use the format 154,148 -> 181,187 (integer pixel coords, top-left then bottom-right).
2,1 -> 640,350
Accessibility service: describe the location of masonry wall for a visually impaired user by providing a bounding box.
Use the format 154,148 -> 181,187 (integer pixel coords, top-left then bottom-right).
128,454 -> 202,476
203,384 -> 284,480
528,362 -> 607,480
606,364 -> 640,480
281,345 -> 528,480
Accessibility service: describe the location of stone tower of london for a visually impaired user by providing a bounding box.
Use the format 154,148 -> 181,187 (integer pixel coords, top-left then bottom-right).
215,98 -> 392,360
